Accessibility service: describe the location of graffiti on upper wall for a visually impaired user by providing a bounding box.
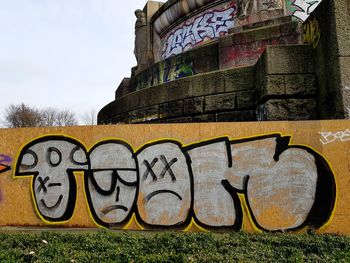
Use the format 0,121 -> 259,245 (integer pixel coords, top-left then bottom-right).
0,154 -> 11,174
162,4 -> 236,59
134,60 -> 194,92
292,0 -> 322,21
14,134 -> 336,232
160,60 -> 194,84
303,17 -> 321,49
319,129 -> 350,145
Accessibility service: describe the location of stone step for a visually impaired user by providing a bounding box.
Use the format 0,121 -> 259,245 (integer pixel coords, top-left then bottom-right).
219,19 -> 303,69
99,44 -> 316,124
229,15 -> 293,34
100,65 -> 256,123
126,17 -> 302,99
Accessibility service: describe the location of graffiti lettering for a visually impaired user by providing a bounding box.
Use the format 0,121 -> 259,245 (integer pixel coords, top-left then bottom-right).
0,154 -> 11,173
319,129 -> 350,145
15,134 -> 336,232
303,17 -> 321,49
162,5 -> 236,59
292,0 -> 322,21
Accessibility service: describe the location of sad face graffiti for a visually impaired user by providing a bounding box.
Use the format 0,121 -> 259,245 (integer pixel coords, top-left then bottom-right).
136,141 -> 192,227
15,136 -> 87,222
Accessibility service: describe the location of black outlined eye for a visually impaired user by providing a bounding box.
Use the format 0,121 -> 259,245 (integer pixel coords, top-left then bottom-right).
89,170 -> 117,195
70,146 -> 88,165
20,149 -> 38,170
117,170 -> 137,186
47,147 -> 62,167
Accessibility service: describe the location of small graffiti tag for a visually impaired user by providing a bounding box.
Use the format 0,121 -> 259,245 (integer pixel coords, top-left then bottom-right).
319,129 -> 350,144
0,154 -> 11,173
303,17 -> 321,49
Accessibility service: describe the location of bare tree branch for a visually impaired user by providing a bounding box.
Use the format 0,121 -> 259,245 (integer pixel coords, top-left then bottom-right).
3,103 -> 42,128
80,109 -> 96,125
2,104 -> 78,128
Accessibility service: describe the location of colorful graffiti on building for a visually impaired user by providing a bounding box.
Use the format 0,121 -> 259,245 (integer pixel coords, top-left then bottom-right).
162,4 -> 236,59
0,154 -> 11,174
133,60 -> 194,91
303,17 -> 321,49
292,0 -> 322,21
160,60 -> 194,84
14,133 -> 336,231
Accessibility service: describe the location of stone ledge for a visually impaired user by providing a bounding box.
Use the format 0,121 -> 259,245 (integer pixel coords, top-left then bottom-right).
256,99 -> 318,120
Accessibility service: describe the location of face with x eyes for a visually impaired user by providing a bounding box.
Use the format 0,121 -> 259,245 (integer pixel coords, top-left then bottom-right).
86,141 -> 138,227
15,137 -> 87,222
136,141 -> 191,226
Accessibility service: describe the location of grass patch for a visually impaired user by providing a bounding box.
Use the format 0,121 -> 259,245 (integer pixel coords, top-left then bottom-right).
0,230 -> 349,262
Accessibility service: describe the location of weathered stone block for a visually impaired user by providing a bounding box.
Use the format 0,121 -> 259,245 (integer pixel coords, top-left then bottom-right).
191,71 -> 225,97
270,24 -> 282,38
128,108 -> 147,123
265,45 -> 314,74
165,117 -> 192,123
263,75 -> 285,97
146,105 -> 159,116
224,66 -> 255,92
117,113 -> 129,124
115,78 -> 131,99
141,84 -> 169,106
237,90 -> 256,109
159,100 -> 184,118
205,93 -> 236,112
184,97 -> 204,114
192,114 -> 216,122
128,108 -> 146,119
216,110 -> 256,121
219,34 -> 235,48
284,74 -> 317,95
257,99 -> 317,120
144,105 -> 159,121
280,21 -> 302,37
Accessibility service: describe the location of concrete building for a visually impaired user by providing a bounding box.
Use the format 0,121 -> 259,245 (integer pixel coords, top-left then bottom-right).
98,0 -> 350,124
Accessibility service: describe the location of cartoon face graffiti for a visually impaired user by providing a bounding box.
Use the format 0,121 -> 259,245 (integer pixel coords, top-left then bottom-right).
85,141 -> 138,227
15,136 -> 87,222
136,141 -> 192,227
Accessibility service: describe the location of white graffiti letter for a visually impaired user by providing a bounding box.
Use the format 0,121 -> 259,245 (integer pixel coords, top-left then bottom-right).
229,136 -> 318,231
15,136 -> 88,222
186,138 -> 242,229
85,141 -> 138,227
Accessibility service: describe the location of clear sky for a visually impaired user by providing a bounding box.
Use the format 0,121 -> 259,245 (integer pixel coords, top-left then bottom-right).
0,0 -> 164,125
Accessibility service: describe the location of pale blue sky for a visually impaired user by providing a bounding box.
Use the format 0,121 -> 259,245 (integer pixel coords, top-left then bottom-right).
0,0 -> 164,124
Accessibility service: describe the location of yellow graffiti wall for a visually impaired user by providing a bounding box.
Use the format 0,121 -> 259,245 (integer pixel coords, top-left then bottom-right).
0,121 -> 348,233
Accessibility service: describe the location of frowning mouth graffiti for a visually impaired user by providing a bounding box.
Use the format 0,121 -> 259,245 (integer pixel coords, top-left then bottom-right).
14,134 -> 336,232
